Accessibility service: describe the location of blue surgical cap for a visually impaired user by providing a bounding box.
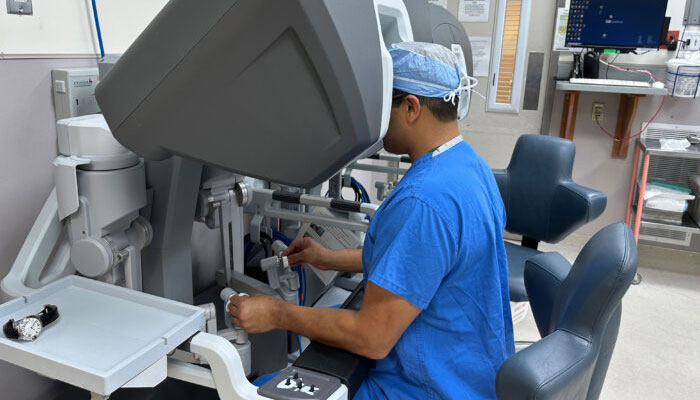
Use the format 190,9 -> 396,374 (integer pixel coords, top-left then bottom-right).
390,42 -> 465,103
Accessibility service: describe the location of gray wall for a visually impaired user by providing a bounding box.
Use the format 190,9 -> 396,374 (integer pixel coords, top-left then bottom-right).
0,58 -> 98,399
0,58 -> 228,398
547,83 -> 700,236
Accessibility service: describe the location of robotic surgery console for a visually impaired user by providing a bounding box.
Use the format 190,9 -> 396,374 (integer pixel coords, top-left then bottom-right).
93,0 -> 472,398
0,1 -> 472,399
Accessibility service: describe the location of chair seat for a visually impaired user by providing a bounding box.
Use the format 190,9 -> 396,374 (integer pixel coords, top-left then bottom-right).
505,241 -> 542,302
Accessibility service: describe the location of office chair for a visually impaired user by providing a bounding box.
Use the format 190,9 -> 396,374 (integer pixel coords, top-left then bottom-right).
493,134 -> 607,301
496,223 -> 638,400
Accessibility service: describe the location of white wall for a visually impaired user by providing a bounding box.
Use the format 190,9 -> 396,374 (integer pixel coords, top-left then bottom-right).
0,0 -> 168,57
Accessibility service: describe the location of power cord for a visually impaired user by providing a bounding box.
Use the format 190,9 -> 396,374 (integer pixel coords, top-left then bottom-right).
598,58 -> 660,83
594,96 -> 666,142
676,26 -> 688,58
605,53 -> 621,79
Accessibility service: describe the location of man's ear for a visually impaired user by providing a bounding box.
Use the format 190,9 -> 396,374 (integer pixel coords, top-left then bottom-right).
404,95 -> 422,125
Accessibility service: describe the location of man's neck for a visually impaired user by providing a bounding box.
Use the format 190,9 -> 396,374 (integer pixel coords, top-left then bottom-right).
407,122 -> 461,162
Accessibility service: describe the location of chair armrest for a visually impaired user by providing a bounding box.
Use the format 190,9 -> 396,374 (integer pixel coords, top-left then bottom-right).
492,169 -> 510,211
496,330 -> 594,400
548,182 -> 607,242
524,252 -> 571,337
563,181 -> 607,221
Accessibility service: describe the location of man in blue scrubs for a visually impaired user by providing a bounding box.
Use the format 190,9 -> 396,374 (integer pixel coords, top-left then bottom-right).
229,42 -> 514,399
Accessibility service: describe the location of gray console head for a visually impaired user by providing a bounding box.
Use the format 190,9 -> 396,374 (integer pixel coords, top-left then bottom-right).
403,0 -> 473,76
96,0 -> 408,188
429,4 -> 473,77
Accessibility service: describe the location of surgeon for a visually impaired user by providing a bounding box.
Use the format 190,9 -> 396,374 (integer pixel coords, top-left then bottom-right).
229,42 -> 514,399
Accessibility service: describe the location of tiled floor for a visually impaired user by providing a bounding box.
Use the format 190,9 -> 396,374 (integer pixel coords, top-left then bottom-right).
513,236 -> 700,400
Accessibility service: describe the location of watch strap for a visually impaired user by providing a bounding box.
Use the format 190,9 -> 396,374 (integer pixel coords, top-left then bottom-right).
3,320 -> 19,339
39,305 -> 59,326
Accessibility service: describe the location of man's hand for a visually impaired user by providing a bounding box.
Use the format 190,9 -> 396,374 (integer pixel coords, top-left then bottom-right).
228,295 -> 286,333
282,238 -> 331,270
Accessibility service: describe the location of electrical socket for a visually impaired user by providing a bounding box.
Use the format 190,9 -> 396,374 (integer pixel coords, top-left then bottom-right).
684,32 -> 700,51
592,103 -> 605,122
6,0 -> 33,15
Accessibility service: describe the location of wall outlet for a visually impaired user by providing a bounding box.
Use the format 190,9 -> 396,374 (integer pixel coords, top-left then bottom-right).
6,0 -> 32,15
592,103 -> 605,122
684,31 -> 700,51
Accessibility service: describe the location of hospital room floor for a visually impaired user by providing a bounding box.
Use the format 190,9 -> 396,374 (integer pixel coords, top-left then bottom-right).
513,237 -> 700,400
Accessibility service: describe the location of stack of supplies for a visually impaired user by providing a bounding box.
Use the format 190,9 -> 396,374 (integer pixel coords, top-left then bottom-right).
642,180 -> 695,225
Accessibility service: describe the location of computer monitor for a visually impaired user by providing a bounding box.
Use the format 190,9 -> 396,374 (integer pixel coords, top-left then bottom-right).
566,0 -> 669,50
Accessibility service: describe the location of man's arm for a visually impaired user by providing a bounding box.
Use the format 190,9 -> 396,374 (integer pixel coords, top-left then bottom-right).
229,282 -> 420,360
282,237 -> 363,273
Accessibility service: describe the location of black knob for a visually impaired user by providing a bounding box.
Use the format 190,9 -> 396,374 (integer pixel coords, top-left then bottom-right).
285,378 -> 291,385
293,372 -> 299,380
297,381 -> 303,389
310,385 -> 316,393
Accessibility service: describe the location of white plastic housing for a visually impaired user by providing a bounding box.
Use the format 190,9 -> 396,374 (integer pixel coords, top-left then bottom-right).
57,114 -> 138,171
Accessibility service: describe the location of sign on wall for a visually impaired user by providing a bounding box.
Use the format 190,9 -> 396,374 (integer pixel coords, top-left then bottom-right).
469,36 -> 492,77
458,0 -> 490,22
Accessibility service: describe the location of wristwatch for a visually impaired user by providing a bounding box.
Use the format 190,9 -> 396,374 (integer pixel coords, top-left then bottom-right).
3,305 -> 59,341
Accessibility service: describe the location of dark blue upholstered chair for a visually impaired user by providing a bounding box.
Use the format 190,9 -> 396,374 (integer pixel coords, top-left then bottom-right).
493,134 -> 607,301
496,223 -> 638,400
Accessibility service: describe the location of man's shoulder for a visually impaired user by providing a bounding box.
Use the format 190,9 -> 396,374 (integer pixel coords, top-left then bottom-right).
408,148 -> 491,204
407,146 -> 504,227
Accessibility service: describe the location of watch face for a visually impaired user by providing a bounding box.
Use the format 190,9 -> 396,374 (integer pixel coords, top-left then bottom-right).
16,317 -> 42,341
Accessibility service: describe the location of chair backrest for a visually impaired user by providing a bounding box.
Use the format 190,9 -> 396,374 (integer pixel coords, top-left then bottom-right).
496,223 -> 638,399
548,223 -> 637,340
494,134 -> 606,244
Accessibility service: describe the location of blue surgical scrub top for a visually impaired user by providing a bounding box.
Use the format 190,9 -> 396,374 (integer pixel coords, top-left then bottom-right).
355,137 -> 514,400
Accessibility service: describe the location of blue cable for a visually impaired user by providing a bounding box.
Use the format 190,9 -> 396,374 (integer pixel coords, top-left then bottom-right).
90,0 -> 105,59
244,240 -> 255,263
272,230 -> 291,246
350,177 -> 371,203
350,177 -> 371,221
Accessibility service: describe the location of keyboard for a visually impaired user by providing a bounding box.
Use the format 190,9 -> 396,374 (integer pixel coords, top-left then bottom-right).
570,78 -> 651,88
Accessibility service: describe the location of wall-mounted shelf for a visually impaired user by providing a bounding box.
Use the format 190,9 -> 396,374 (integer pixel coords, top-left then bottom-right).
555,81 -> 668,96
555,81 -> 668,158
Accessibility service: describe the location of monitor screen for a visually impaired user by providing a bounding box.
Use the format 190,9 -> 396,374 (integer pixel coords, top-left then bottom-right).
566,0 -> 669,49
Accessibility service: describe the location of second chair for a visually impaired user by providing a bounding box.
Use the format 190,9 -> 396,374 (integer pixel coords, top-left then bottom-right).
493,134 -> 607,302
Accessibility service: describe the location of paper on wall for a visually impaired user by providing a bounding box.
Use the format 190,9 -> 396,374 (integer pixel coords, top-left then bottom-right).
459,0 -> 489,22
553,8 -> 570,51
428,0 -> 448,8
469,36 -> 492,77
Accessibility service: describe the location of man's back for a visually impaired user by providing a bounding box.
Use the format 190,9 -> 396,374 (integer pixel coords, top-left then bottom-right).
356,138 -> 514,399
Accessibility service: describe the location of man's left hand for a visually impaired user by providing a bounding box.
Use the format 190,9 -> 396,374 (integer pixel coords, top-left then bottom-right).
228,294 -> 285,333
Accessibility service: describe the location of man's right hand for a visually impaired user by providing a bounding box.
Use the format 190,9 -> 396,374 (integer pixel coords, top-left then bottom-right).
282,238 -> 332,270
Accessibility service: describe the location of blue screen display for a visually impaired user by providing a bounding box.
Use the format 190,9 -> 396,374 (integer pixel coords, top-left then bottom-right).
566,0 -> 669,49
